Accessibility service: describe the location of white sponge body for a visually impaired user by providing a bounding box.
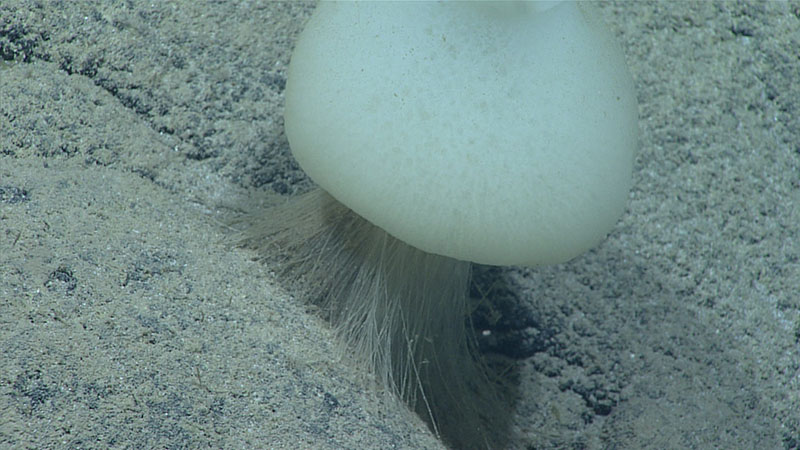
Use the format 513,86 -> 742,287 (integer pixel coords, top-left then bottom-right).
285,1 -> 638,266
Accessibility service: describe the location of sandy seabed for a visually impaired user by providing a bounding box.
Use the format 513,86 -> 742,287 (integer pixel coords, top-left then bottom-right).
1,1 -> 798,449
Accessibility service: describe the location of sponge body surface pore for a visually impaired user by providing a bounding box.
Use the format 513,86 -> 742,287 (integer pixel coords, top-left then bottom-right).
284,1 -> 638,266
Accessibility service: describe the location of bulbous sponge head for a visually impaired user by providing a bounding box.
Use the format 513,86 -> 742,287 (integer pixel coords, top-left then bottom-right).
284,1 -> 638,266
